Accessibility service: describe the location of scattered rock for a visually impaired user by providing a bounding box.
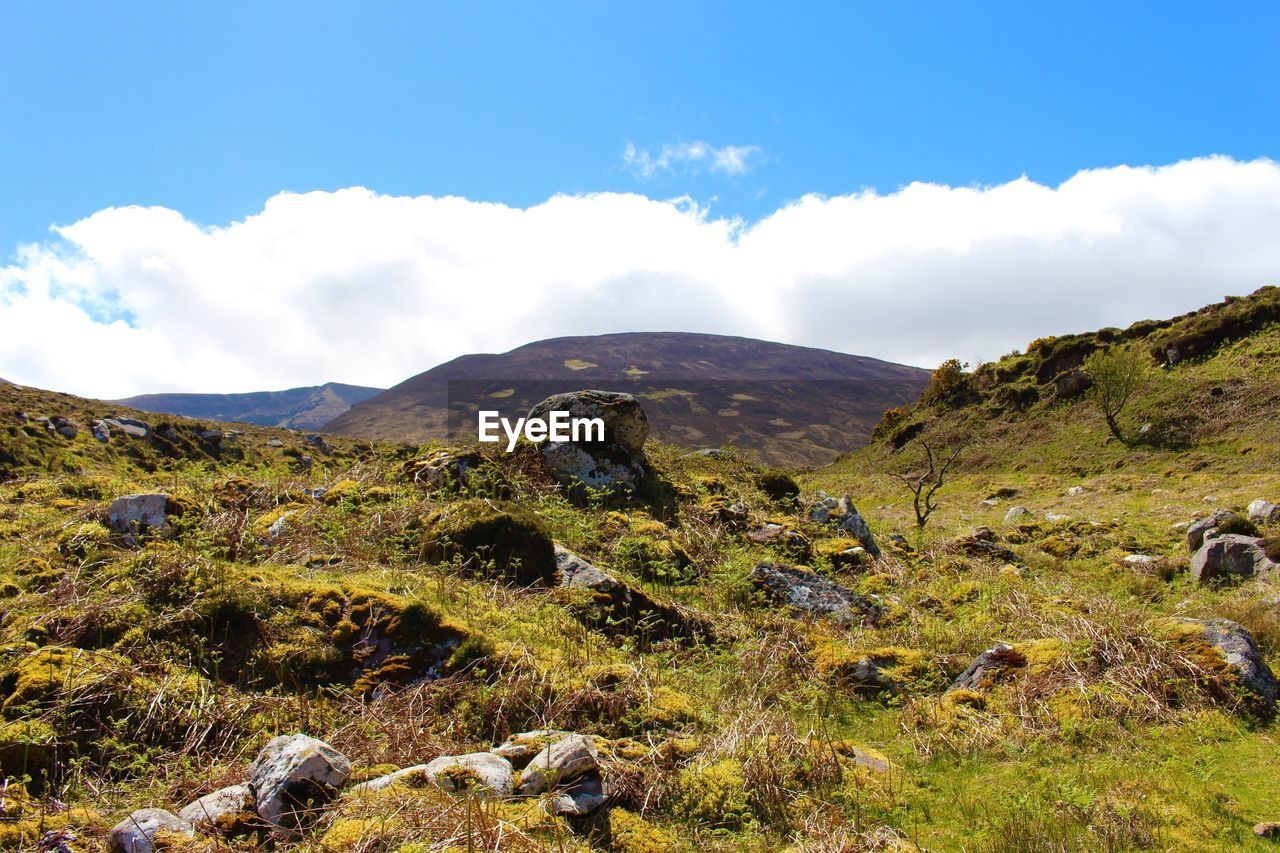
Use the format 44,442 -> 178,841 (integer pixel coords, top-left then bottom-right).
1248,499 -> 1280,524
248,734 -> 351,838
1004,506 -> 1031,523
952,531 -> 1019,564
52,417 -> 78,440
295,455 -> 314,472
177,784 -> 255,834
517,733 -> 599,795
809,503 -> 831,523
548,769 -> 607,816
1123,554 -> 1157,567
197,430 -> 223,444
1045,513 -> 1071,523
1052,368 -> 1092,399
1190,534 -> 1278,582
1255,822 -> 1280,839
980,498 -> 1000,507
950,643 -> 1024,691
108,808 -> 194,852
527,390 -> 655,497
103,417 -> 150,438
91,420 -> 110,443
492,730 -> 575,768
1067,486 -> 1085,496
403,449 -> 485,492
1157,618 -> 1278,714
837,497 -> 880,557
1186,509 -> 1238,551
266,438 -> 284,448
422,752 -> 515,797
304,434 -> 331,453
107,494 -> 169,535
751,561 -> 882,628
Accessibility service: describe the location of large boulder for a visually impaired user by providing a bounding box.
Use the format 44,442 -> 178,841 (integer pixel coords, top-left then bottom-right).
751,562 -> 883,628
417,499 -> 557,585
248,734 -> 351,838
1157,618 -> 1278,714
1190,534 -> 1278,582
177,784 -> 255,835
517,733 -> 599,795
1248,499 -> 1280,524
108,808 -> 194,852
107,494 -> 170,535
527,391 -> 655,497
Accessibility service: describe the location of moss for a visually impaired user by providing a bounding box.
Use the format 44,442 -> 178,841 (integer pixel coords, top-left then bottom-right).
2,646 -> 126,709
942,688 -> 988,710
417,499 -> 556,585
1038,533 -> 1078,558
321,817 -> 387,850
669,758 -> 752,829
0,719 -> 57,778
812,640 -> 930,693
755,470 -> 799,503
609,808 -> 680,852
633,686 -> 698,728
322,479 -> 362,505
613,536 -> 696,585
1214,515 -> 1259,538
1012,638 -> 1070,676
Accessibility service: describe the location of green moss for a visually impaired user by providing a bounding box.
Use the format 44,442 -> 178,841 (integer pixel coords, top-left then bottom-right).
609,808 -> 680,852
669,759 -> 752,829
417,499 -> 556,585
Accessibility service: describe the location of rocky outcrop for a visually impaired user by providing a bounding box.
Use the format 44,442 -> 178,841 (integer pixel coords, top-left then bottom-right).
1159,618 -> 1278,714
248,734 -> 352,838
1190,534 -> 1278,582
1186,509 -> 1238,551
527,391 -> 655,497
108,808 -> 194,852
751,562 -> 883,628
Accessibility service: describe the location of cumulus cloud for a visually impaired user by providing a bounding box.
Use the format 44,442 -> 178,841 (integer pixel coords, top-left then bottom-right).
623,140 -> 764,178
2,156 -> 1279,399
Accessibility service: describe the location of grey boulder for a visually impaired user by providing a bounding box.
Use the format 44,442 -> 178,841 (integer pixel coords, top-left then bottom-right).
107,494 -> 169,534
517,733 -> 599,795
248,734 -> 351,838
751,561 -> 883,628
1248,499 -> 1280,524
108,808 -> 194,853
177,783 -> 254,832
1190,534 -> 1277,582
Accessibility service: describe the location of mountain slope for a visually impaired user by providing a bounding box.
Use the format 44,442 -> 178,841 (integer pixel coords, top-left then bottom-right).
326,332 -> 930,467
120,382 -> 383,431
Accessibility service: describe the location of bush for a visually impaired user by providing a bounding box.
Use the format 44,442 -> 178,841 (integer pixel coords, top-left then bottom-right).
920,359 -> 976,408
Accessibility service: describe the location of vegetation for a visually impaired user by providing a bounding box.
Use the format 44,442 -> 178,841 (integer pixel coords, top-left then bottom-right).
0,287 -> 1278,850
1082,345 -> 1151,444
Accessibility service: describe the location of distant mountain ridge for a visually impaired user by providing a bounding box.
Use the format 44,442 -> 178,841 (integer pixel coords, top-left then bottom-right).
325,332 -> 930,467
120,382 -> 383,431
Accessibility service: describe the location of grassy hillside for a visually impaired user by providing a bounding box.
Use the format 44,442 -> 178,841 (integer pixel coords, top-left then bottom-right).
325,332 -> 929,468
0,290 -> 1277,850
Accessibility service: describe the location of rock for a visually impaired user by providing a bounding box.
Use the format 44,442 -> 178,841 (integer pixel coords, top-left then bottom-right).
952,533 -> 1019,564
751,561 -> 883,628
248,734 -> 351,838
403,449 -> 484,492
1190,534 -> 1277,582
177,784 -> 255,833
304,434 -> 331,453
980,498 -> 999,507
1248,499 -> 1280,524
108,808 -> 194,852
1186,509 -> 1238,551
1052,368 -> 1092,399
197,430 -> 223,443
950,644 -> 1023,691
556,545 -> 621,594
423,752 -> 515,797
809,503 -> 831,523
1255,822 -> 1280,839
492,730 -> 575,768
37,828 -> 80,852
1067,486 -> 1085,496
52,417 -> 78,439
1159,618 -> 1278,714
1045,513 -> 1071,523
548,770 -> 607,816
1004,506 -> 1031,523
1123,554 -> 1157,567
103,417 -> 150,438
746,522 -> 809,557
107,494 -> 169,534
518,733 -> 599,795
554,545 -> 706,643
685,448 -> 731,460
266,511 -> 296,539
837,498 -> 880,557
266,437 -> 284,448
91,420 -> 110,443
527,391 -> 654,497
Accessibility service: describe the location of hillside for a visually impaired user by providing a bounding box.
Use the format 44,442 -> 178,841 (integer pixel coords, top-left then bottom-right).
0,290 -> 1277,850
121,382 -> 384,431
325,332 -> 930,468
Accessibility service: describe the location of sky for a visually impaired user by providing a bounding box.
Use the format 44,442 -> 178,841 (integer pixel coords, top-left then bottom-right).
2,1 -> 1279,397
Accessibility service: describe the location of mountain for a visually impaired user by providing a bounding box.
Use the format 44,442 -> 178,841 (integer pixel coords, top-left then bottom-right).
120,382 -> 383,431
326,332 -> 930,467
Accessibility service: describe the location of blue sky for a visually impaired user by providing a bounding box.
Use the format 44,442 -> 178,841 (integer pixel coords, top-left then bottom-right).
3,1 -> 1277,248
3,2 -> 1280,397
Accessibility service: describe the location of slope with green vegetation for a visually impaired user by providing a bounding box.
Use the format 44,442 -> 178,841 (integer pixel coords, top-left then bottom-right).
0,288 -> 1277,851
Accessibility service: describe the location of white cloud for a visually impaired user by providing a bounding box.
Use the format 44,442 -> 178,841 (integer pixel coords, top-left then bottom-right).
2,156 -> 1279,399
624,140 -> 764,178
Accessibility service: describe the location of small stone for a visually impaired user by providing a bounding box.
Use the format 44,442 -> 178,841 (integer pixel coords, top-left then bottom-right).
108,808 -> 194,852
177,784 -> 254,833
1123,554 -> 1156,567
1045,513 -> 1071,523
1067,486 -> 1085,496
1248,499 -> 1280,524
266,438 -> 284,448
1004,506 -> 1031,523
103,417 -> 150,438
980,498 -> 999,507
